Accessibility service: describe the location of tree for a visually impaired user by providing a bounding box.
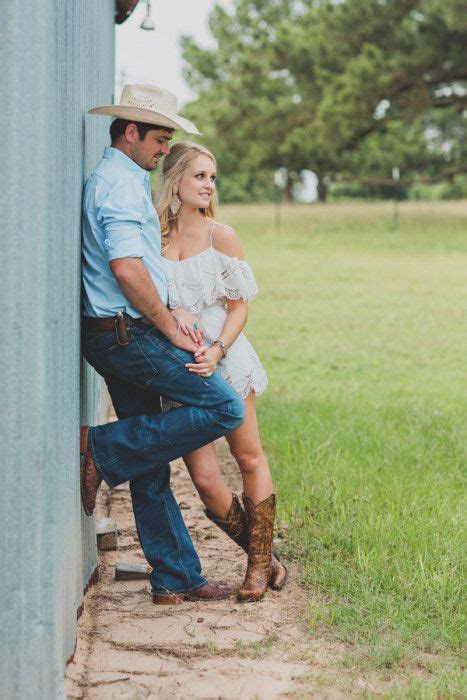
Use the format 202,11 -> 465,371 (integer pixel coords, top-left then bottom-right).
292,0 -> 466,154
181,0 -> 467,202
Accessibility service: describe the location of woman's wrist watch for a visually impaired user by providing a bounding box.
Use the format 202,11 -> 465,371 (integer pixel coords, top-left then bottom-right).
211,339 -> 227,358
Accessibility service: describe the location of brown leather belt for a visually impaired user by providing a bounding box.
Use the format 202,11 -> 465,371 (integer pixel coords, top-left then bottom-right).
82,315 -> 145,332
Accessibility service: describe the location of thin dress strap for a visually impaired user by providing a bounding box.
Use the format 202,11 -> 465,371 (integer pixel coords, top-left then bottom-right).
209,221 -> 217,248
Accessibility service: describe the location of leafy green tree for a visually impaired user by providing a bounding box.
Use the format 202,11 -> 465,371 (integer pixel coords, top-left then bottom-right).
296,0 -> 466,156
182,0 -> 467,202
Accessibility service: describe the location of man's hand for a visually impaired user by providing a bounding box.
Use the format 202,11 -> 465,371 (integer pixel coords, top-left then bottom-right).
171,331 -> 199,354
185,344 -> 223,377
171,308 -> 204,345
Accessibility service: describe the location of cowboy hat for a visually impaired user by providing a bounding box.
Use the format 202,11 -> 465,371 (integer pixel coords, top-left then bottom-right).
89,84 -> 200,135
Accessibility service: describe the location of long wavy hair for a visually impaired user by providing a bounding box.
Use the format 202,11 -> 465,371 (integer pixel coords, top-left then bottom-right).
157,141 -> 217,254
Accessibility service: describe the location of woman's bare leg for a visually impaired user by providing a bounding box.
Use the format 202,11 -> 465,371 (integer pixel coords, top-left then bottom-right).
183,442 -> 232,518
185,392 -> 273,512
226,391 -> 277,600
226,391 -> 273,504
184,392 -> 286,594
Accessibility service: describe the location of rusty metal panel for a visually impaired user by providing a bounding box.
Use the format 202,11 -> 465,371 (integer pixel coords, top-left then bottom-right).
0,1 -> 114,697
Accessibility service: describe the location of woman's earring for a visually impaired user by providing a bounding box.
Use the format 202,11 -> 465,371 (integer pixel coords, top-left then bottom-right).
170,190 -> 181,216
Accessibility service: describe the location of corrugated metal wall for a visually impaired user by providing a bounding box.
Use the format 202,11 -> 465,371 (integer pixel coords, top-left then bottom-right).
0,2 -> 114,698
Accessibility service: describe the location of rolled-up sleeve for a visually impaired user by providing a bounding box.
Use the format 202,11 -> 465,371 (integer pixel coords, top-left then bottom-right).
97,178 -> 145,261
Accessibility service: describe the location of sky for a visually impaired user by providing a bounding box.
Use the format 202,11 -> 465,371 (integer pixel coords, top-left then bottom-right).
115,0 -> 230,107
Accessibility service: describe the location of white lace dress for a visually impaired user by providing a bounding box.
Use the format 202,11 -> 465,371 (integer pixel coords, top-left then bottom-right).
163,245 -> 268,399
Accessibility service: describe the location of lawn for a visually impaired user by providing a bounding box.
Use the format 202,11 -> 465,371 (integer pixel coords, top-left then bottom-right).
222,201 -> 466,694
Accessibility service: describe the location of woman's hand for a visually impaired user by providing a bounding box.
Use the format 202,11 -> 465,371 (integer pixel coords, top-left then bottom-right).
185,344 -> 224,377
171,308 -> 204,345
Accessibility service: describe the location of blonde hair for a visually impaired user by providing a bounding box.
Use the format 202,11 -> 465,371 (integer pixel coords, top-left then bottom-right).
157,141 -> 217,253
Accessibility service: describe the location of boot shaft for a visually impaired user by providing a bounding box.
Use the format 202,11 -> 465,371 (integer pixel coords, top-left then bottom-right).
242,493 -> 276,564
205,493 -> 248,551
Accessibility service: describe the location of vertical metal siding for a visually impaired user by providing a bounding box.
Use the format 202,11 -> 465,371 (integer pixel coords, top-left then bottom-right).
0,2 -> 114,698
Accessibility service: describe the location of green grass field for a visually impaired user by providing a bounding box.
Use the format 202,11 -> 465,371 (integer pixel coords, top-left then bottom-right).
223,201 -> 466,695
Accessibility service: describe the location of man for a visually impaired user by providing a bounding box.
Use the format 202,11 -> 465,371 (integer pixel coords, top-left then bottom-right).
81,84 -> 245,603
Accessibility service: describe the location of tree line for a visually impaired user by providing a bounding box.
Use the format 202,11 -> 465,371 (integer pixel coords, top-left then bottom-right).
181,0 -> 466,202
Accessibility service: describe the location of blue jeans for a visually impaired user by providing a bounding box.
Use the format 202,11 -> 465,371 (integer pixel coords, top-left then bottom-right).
82,322 -> 245,594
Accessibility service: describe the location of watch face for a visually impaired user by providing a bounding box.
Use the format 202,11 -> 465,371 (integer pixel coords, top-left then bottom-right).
212,340 -> 226,356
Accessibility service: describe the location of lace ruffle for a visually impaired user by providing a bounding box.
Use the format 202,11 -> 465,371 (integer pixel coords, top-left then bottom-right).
164,248 -> 258,313
223,368 -> 269,399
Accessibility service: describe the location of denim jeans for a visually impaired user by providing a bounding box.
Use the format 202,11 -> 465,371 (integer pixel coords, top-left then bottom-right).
82,322 -> 245,594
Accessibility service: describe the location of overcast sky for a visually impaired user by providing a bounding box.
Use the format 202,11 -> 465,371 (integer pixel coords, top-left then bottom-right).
115,1 -> 230,107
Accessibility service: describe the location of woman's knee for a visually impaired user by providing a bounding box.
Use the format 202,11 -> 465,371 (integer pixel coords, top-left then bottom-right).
232,450 -> 267,476
190,467 -> 219,499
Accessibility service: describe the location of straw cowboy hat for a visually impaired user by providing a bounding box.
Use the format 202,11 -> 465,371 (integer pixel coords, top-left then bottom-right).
89,84 -> 200,135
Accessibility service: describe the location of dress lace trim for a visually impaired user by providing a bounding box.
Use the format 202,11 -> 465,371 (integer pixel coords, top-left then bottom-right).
164,247 -> 259,314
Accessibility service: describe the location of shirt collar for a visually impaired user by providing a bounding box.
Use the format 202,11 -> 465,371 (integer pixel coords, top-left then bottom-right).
103,146 -> 150,184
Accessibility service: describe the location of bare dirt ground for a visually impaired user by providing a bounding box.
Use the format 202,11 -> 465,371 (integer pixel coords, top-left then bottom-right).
65,442 -> 355,699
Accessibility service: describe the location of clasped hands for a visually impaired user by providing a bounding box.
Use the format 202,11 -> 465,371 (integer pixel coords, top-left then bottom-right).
171,307 -> 223,377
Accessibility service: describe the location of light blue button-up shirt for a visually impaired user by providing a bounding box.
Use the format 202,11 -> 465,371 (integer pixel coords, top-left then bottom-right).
82,146 -> 168,318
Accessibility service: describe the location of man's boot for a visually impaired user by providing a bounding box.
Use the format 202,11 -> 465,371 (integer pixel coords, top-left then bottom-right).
237,493 -> 275,602
205,493 -> 288,590
80,426 -> 102,516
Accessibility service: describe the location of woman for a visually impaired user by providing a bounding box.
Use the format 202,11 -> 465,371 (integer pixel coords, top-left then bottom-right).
157,142 -> 287,601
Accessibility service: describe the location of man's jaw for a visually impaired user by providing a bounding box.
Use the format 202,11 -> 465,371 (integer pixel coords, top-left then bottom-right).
144,156 -> 161,172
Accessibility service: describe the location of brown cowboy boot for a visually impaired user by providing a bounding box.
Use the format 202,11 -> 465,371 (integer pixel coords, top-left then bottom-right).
205,493 -> 288,590
80,426 -> 102,516
237,493 -> 275,602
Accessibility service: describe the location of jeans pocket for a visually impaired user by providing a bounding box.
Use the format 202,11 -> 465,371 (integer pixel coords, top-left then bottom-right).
85,327 -> 162,387
83,329 -> 118,354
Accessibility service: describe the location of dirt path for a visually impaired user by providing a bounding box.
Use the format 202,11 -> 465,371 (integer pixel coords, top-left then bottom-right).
65,441 -> 346,699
